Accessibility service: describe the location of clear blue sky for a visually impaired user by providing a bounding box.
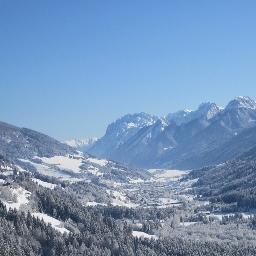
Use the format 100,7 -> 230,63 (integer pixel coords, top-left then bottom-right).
0,0 -> 256,140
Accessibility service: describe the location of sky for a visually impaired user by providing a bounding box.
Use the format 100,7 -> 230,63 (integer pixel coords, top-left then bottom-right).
0,0 -> 256,140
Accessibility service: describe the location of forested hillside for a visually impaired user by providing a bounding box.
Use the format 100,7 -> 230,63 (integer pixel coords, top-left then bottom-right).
1,172 -> 256,256
189,146 -> 256,209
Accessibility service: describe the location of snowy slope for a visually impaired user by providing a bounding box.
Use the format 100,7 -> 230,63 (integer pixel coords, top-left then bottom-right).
18,152 -> 147,184
32,212 -> 69,234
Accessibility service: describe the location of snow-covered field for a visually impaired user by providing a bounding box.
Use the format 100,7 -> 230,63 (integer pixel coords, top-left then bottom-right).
20,159 -> 72,179
149,169 -> 187,182
32,178 -> 57,190
159,197 -> 180,205
86,157 -> 108,167
85,201 -> 107,207
38,155 -> 83,173
20,154 -> 112,180
132,231 -> 158,240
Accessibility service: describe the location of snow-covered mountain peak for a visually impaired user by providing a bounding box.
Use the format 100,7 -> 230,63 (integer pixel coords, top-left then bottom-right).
106,112 -> 158,137
166,110 -> 193,125
226,96 -> 256,110
88,113 -> 159,156
197,102 -> 221,120
158,117 -> 169,127
65,138 -> 98,148
148,118 -> 169,133
65,138 -> 98,153
166,102 -> 220,125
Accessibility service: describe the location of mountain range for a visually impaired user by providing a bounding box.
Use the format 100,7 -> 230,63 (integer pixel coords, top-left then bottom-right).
1,96 -> 256,256
2,96 -> 256,173
85,96 -> 256,169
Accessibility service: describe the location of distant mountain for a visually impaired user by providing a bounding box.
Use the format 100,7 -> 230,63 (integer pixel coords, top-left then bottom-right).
112,118 -> 170,167
166,102 -> 221,125
189,125 -> 256,167
157,97 -> 256,169
88,101 -> 222,168
225,96 -> 256,110
88,112 -> 159,159
166,109 -> 193,126
88,96 -> 256,169
65,138 -> 98,152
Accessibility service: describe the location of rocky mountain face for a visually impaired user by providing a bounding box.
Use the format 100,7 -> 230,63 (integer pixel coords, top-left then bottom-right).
88,112 -> 159,159
166,102 -> 221,125
157,97 -> 256,169
88,96 -> 256,169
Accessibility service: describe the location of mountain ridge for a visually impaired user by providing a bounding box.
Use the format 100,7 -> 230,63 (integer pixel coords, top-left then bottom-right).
87,96 -> 256,169
0,121 -> 76,160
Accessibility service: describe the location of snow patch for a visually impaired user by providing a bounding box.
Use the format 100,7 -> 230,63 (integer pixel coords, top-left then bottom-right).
65,138 -> 98,148
181,222 -> 198,227
132,231 -> 158,240
32,212 -> 69,234
149,169 -> 187,181
129,178 -> 144,184
85,202 -> 107,207
32,178 -> 57,190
